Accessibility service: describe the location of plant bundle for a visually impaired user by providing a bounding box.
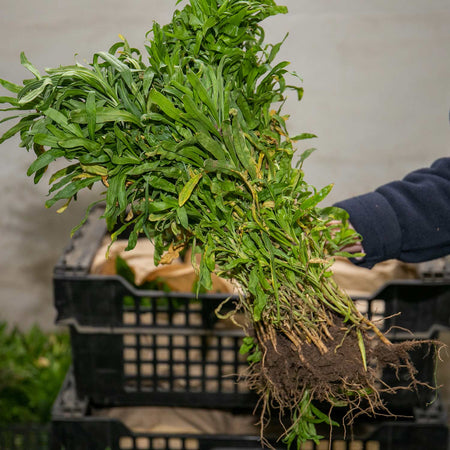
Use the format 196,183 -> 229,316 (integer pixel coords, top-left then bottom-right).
0,0 -> 427,446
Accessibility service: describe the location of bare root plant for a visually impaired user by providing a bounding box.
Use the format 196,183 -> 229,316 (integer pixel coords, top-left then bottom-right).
0,0 -> 440,446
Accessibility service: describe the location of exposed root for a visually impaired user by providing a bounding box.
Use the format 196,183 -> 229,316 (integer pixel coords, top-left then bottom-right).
241,312 -> 442,448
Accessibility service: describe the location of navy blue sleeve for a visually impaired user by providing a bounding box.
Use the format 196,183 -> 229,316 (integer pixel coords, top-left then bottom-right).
334,157 -> 450,268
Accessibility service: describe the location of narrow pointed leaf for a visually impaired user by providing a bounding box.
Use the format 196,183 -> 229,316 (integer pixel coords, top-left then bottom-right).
27,148 -> 65,176
46,176 -> 101,208
70,107 -> 141,126
18,78 -> 52,105
178,172 -> 203,206
148,89 -> 183,122
0,78 -> 22,94
301,184 -> 333,210
43,107 -> 84,137
20,52 -> 41,79
86,91 -> 97,139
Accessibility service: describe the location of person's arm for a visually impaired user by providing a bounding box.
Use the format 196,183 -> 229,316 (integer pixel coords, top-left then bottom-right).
334,157 -> 450,268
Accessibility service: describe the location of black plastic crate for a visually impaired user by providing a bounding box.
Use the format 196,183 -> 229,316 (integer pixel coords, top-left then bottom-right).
0,424 -> 50,450
68,317 -> 252,408
53,205 -> 450,410
51,369 -> 449,450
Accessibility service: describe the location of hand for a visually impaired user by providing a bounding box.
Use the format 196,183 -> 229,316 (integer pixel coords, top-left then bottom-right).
327,220 -> 364,255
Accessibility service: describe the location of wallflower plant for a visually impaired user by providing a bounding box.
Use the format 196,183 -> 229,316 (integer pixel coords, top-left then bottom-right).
0,1 -> 425,446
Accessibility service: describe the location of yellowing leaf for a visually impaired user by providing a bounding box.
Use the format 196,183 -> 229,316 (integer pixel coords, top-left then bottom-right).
178,172 -> 203,206
159,242 -> 185,265
56,198 -> 71,214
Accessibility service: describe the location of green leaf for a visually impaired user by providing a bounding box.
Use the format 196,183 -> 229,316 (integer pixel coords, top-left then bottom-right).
58,137 -> 101,152
126,216 -> 144,251
17,78 -> 52,104
0,96 -> 19,106
78,153 -> 109,165
113,123 -> 137,155
95,51 -> 133,86
247,350 -> 262,363
0,78 -> 22,94
186,70 -> 219,123
20,52 -> 41,79
27,148 -> 65,177
0,115 -> 20,125
222,257 -> 250,270
125,162 -> 163,176
104,172 -> 128,217
301,184 -> 333,210
231,117 -> 257,179
111,153 -> 141,165
253,285 -> 267,321
204,234 -> 215,271
295,148 -> 316,168
45,176 -> 101,208
43,108 -> 84,137
148,89 -> 183,122
198,254 -> 213,291
147,176 -> 177,194
309,404 -> 339,427
240,336 -> 256,355
182,93 -> 221,138
220,119 -> 240,168
46,65 -> 118,102
86,91 -> 97,140
236,94 -> 258,129
49,164 -> 79,184
196,132 -> 227,161
290,133 -> 317,141
143,67 -> 155,95
178,172 -> 203,206
203,159 -> 238,176
70,107 -> 141,127
176,206 -> 189,229
0,116 -> 38,144
33,133 -> 60,147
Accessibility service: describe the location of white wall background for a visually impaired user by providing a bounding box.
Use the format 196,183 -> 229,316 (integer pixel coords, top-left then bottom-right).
0,0 -> 449,330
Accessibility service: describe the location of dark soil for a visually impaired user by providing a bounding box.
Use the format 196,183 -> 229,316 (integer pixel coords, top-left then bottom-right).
262,324 -> 367,402
249,316 -> 433,413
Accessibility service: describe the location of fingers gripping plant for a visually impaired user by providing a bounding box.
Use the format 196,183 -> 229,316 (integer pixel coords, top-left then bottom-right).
0,0 -> 423,446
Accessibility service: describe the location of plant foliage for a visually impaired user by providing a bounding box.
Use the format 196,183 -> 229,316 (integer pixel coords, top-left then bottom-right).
0,323 -> 71,424
0,0 -> 397,446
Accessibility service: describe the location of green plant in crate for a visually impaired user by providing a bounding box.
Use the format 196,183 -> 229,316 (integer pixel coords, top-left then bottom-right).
0,322 -> 71,424
0,0 -> 424,446
116,255 -> 176,308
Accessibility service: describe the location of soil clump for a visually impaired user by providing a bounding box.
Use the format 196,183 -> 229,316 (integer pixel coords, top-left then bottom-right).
247,315 -> 437,434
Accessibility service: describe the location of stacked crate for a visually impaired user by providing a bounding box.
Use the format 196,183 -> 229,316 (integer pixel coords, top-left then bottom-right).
50,205 -> 450,450
0,424 -> 50,450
